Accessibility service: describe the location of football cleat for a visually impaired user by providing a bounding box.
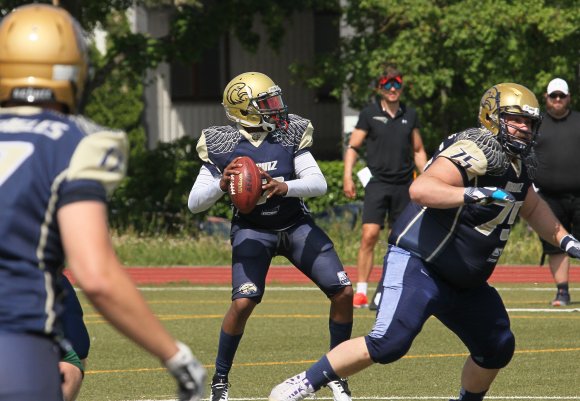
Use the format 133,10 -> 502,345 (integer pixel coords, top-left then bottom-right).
269,371 -> 314,401
551,291 -> 571,307
353,293 -> 368,309
210,374 -> 230,401
326,378 -> 352,401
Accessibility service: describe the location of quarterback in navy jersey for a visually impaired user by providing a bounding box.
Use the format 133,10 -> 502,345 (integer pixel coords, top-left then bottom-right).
188,72 -> 354,401
0,5 -> 205,401
269,83 -> 580,401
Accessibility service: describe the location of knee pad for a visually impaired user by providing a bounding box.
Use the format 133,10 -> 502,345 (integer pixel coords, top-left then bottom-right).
472,330 -> 515,369
365,334 -> 412,364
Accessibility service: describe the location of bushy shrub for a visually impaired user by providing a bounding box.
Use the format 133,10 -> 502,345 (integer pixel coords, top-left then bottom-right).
108,140 -> 360,235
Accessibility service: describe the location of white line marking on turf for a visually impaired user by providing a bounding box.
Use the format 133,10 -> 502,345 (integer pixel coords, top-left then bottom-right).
507,308 -> 580,312
126,396 -> 580,401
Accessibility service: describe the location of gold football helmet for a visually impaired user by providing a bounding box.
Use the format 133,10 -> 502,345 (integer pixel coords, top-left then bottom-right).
479,83 -> 541,156
222,72 -> 289,132
0,4 -> 89,114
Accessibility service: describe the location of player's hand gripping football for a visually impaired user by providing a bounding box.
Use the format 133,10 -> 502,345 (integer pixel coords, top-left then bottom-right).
219,157 -> 243,192
559,234 -> 580,259
464,186 -> 515,205
165,342 -> 207,401
261,168 -> 288,198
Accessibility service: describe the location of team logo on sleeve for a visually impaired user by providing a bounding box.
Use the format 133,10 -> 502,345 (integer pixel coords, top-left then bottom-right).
337,271 -> 351,286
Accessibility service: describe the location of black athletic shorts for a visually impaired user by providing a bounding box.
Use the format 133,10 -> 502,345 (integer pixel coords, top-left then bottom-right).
539,191 -> 580,254
362,180 -> 412,228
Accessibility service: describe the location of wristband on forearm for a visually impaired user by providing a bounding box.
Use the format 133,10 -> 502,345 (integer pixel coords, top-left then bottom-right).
61,349 -> 84,376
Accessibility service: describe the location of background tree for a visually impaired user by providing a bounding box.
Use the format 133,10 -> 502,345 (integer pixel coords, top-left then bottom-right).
295,0 -> 580,151
1,0 -> 337,233
4,0 -> 579,232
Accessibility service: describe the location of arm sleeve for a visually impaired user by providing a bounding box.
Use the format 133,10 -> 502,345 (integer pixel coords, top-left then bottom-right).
187,165 -> 226,213
285,151 -> 327,198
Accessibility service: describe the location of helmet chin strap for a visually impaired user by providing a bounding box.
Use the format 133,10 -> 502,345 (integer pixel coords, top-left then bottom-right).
499,121 -> 534,157
261,114 -> 288,132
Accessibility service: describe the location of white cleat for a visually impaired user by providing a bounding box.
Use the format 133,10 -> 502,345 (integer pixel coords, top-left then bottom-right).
269,372 -> 315,401
326,378 -> 352,401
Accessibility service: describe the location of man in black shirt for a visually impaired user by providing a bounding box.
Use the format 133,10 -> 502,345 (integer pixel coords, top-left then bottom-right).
343,65 -> 427,309
534,77 -> 580,306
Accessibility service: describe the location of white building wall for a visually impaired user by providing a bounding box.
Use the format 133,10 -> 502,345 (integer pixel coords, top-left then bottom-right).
137,7 -> 342,159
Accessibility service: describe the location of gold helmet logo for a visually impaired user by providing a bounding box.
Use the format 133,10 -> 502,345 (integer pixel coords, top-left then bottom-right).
479,83 -> 541,156
480,86 -> 500,133
225,82 -> 250,106
222,72 -> 288,131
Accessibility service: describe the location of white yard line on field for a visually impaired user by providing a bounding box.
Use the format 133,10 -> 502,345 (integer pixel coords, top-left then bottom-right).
126,396 -> 580,401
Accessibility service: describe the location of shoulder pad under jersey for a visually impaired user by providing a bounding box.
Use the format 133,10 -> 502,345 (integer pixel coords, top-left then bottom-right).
66,115 -> 128,196
439,128 -> 509,177
270,114 -> 313,151
198,125 -> 242,161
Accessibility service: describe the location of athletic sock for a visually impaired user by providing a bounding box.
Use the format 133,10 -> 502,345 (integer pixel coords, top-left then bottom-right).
556,282 -> 569,294
305,355 -> 339,391
329,319 -> 353,349
356,282 -> 368,295
457,387 -> 488,401
214,329 -> 243,376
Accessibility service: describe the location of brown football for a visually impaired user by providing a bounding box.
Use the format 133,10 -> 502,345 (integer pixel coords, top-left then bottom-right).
228,156 -> 262,214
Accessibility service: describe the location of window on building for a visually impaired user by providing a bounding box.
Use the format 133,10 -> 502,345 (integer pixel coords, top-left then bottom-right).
313,10 -> 340,103
170,37 -> 229,102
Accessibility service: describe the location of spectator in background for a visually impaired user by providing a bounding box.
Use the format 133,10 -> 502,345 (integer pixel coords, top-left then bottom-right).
343,65 -> 427,309
534,77 -> 580,306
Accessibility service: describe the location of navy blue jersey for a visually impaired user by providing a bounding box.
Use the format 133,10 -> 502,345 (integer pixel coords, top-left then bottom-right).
389,128 -> 533,288
0,107 -> 127,337
197,114 -> 312,230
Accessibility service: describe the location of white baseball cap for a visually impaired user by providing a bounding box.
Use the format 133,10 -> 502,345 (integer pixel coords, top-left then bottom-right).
547,78 -> 569,95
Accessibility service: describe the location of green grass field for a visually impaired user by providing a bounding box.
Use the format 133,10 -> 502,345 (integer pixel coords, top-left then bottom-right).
77,283 -> 579,401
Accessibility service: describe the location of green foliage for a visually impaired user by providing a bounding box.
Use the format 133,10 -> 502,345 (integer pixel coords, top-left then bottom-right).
106,141 -> 354,234
309,160 -> 359,213
112,217 -> 543,266
2,0 -> 338,94
108,137 -> 204,234
293,0 -> 580,152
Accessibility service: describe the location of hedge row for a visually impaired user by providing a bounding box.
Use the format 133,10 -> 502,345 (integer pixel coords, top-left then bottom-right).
108,137 -> 362,235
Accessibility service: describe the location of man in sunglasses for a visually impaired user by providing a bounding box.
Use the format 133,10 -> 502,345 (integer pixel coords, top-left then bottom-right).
534,77 -> 580,306
343,65 -> 427,309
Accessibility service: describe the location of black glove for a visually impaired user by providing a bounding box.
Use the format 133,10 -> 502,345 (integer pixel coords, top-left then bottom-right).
559,234 -> 580,259
464,187 -> 515,205
165,341 -> 207,401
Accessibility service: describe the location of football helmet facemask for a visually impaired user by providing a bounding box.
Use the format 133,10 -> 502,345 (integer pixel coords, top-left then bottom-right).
222,72 -> 289,132
479,83 -> 541,157
0,4 -> 89,114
